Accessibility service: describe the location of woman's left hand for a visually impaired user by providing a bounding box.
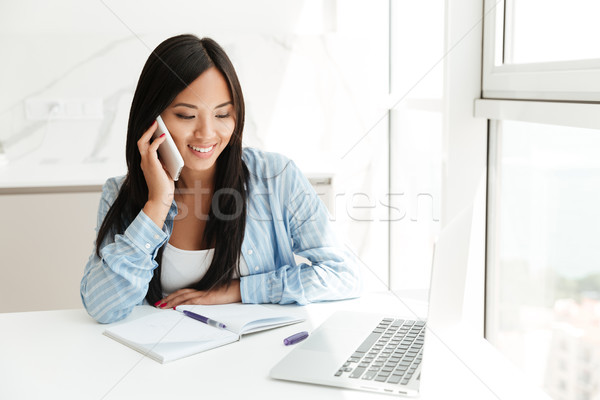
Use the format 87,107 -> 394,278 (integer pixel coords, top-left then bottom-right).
155,280 -> 242,309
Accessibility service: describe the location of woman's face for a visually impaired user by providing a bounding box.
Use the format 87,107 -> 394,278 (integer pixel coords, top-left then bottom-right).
161,67 -> 235,178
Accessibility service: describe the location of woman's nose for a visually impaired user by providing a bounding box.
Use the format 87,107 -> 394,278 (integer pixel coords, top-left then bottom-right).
192,116 -> 216,138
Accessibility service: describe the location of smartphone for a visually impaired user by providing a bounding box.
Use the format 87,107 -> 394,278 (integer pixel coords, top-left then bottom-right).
153,115 -> 184,181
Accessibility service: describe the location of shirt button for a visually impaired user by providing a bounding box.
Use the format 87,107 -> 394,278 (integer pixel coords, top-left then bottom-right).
254,266 -> 259,271
247,249 -> 253,255
154,234 -> 160,239
145,243 -> 151,249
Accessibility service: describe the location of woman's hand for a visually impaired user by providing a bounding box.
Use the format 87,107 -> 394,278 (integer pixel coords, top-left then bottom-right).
138,120 -> 174,227
154,280 -> 242,309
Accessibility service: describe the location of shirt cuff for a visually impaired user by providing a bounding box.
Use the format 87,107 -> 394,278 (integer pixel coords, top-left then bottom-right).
124,210 -> 168,256
240,271 -> 284,304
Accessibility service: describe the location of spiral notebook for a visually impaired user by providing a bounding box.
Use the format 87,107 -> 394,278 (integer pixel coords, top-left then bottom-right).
104,303 -> 303,363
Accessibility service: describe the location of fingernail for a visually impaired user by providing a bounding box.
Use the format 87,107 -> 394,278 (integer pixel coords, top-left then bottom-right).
159,303 -> 166,308
159,133 -> 166,138
154,300 -> 161,306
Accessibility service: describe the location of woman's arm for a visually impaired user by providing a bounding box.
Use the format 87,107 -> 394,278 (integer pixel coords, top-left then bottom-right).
80,179 -> 170,323
240,158 -> 362,305
81,122 -> 175,323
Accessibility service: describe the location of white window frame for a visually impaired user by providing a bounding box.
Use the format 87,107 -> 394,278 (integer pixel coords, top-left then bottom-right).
475,99 -> 600,130
482,0 -> 600,102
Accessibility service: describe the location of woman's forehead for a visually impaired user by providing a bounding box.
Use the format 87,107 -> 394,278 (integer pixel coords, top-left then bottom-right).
173,67 -> 232,108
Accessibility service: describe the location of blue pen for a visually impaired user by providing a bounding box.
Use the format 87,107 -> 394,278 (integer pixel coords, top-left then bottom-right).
180,309 -> 227,329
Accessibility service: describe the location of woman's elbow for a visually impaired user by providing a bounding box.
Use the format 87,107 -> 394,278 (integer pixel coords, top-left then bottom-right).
339,266 -> 363,299
84,302 -> 130,324
80,286 -> 132,324
317,263 -> 363,301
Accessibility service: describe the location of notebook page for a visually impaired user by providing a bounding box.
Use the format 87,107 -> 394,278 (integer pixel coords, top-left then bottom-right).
104,309 -> 238,363
178,303 -> 302,334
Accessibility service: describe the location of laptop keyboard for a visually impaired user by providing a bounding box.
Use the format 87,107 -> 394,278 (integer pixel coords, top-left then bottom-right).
334,318 -> 426,385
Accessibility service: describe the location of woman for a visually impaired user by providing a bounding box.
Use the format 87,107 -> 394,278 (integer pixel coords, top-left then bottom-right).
80,34 -> 361,324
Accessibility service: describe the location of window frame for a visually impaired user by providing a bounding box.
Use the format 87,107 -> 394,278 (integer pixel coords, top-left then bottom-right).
482,0 -> 600,102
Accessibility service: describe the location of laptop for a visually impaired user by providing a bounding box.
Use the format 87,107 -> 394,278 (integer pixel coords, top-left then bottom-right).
269,199 -> 476,397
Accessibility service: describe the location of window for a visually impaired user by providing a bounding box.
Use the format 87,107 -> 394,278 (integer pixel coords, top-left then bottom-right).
482,0 -> 600,101
486,120 -> 600,397
479,1 -> 600,399
389,0 -> 444,291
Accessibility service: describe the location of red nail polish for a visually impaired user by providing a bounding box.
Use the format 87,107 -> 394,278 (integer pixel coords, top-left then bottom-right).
159,133 -> 166,138
159,303 -> 166,308
154,300 -> 161,306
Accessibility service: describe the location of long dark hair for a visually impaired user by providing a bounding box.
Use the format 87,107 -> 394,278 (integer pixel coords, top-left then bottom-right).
95,34 -> 248,304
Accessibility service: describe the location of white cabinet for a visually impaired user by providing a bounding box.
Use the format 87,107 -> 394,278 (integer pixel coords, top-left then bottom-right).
0,190 -> 101,313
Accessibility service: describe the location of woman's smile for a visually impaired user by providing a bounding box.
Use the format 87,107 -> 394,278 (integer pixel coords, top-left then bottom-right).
187,143 -> 216,159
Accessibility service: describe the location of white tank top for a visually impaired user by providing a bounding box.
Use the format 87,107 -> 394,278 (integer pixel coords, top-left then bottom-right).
160,243 -> 249,297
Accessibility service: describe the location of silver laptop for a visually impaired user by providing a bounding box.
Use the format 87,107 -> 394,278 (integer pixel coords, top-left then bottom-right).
269,199 -> 476,397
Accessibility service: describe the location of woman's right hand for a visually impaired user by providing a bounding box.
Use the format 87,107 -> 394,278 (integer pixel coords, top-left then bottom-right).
138,120 -> 175,227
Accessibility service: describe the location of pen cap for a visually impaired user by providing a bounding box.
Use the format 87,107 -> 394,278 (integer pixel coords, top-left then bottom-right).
283,331 -> 309,346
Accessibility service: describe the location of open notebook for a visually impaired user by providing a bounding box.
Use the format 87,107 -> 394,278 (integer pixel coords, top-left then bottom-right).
104,303 -> 303,363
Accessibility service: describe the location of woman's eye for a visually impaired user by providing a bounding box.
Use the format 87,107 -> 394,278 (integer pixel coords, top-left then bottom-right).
215,113 -> 230,119
176,114 -> 194,120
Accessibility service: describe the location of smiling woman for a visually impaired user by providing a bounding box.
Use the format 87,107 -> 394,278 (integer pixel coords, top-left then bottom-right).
79,34 -> 361,324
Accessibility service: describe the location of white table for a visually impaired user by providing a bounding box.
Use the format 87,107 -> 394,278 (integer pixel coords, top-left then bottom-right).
0,290 -> 537,400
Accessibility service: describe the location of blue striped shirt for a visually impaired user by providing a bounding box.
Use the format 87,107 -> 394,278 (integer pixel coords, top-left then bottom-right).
80,148 -> 361,323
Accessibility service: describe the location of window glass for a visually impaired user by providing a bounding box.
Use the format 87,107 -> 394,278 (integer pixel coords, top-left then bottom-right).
503,0 -> 600,64
487,119 -> 600,400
